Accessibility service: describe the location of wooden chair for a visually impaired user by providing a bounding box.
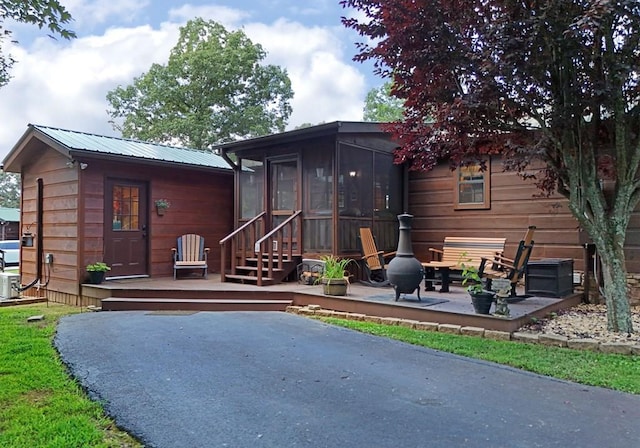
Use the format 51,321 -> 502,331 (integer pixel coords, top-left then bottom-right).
357,227 -> 396,287
479,226 -> 536,297
172,234 -> 210,280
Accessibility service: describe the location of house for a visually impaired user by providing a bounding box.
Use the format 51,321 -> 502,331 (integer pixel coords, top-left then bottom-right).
3,121 -> 639,305
2,124 -> 234,302
0,207 -> 20,240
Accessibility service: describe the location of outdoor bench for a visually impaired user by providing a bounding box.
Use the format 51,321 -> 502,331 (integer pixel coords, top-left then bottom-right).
423,237 -> 507,286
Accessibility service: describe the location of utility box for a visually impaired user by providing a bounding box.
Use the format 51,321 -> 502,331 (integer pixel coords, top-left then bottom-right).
0,272 -> 20,299
525,258 -> 574,298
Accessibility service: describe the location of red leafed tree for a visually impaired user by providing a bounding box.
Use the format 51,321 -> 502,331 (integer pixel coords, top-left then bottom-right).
341,0 -> 640,333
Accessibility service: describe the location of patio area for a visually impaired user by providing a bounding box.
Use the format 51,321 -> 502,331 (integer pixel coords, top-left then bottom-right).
78,274 -> 583,333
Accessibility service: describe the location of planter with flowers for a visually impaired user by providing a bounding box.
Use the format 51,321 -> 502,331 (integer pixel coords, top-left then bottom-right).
155,199 -> 171,216
319,255 -> 352,296
461,261 -> 495,314
86,262 -> 111,284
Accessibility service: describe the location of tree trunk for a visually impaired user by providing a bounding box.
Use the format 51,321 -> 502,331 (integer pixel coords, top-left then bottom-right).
595,238 -> 634,333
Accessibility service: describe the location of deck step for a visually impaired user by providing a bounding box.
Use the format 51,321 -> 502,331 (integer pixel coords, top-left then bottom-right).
224,274 -> 276,285
101,297 -> 292,312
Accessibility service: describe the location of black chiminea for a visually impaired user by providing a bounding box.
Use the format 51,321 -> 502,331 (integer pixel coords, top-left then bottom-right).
386,213 -> 424,301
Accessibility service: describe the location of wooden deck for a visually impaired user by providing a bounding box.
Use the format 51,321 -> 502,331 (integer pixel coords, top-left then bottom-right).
78,274 -> 583,333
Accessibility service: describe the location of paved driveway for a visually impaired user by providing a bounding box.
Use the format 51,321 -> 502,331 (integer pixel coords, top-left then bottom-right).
55,311 -> 640,448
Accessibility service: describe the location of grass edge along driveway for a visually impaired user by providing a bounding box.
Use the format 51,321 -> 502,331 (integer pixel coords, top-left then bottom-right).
0,303 -> 141,448
1,304 -> 639,448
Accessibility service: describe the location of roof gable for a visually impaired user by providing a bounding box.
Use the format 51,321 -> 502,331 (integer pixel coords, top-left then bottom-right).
3,124 -> 232,172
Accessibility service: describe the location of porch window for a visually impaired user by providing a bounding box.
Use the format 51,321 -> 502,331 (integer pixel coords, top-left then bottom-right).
303,149 -> 332,251
454,161 -> 491,210
240,159 -> 264,219
112,185 -> 139,230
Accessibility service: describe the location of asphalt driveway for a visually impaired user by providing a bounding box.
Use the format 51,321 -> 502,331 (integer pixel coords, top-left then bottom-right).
55,311 -> 640,448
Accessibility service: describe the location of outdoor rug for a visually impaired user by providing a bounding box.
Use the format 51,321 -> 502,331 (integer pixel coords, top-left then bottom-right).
365,294 -> 449,308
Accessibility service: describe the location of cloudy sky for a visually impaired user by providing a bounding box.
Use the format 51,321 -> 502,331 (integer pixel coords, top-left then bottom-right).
0,0 -> 381,159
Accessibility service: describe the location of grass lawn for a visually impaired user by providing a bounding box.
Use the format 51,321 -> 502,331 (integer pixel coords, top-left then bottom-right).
0,303 -> 141,448
1,303 -> 638,448
320,317 -> 640,394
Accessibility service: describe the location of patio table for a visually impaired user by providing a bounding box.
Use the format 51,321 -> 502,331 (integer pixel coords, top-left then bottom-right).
422,261 -> 456,293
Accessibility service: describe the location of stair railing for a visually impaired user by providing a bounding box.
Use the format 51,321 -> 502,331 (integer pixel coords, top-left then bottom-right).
219,212 -> 266,282
253,210 -> 302,286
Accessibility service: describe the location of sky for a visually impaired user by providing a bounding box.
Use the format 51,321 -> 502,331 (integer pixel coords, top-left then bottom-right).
0,0 -> 381,160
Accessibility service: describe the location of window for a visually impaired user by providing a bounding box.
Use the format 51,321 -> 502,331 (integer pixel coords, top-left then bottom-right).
239,159 -> 264,219
112,185 -> 139,230
454,162 -> 490,210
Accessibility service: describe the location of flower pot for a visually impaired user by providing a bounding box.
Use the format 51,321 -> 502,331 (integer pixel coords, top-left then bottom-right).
321,277 -> 348,296
87,271 -> 106,285
156,207 -> 167,216
470,291 -> 495,314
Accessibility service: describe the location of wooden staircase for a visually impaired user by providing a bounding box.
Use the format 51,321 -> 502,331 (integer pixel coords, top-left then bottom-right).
223,255 -> 301,286
220,211 -> 303,286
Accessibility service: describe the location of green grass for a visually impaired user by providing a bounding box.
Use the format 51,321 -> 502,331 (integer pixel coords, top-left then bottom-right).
0,304 -> 141,448
321,317 -> 640,394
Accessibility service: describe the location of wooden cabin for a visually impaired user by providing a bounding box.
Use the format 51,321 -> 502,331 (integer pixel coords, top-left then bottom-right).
218,121 -> 404,285
0,207 -> 20,240
2,124 -> 233,302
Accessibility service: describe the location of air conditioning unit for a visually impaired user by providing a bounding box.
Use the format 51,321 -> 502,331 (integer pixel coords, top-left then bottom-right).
0,272 -> 20,299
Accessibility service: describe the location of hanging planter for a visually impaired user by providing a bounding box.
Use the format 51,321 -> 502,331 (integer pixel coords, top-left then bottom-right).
155,199 -> 171,216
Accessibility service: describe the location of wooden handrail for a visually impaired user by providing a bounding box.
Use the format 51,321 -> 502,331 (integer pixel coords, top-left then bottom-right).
219,212 -> 266,245
219,212 -> 266,281
254,210 -> 302,286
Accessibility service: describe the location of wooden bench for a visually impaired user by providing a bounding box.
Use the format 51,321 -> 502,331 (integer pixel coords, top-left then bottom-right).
424,237 -> 507,284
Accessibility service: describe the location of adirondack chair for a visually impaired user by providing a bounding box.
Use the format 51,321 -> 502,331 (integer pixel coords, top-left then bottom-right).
172,234 -> 210,280
478,226 -> 536,297
357,227 -> 396,287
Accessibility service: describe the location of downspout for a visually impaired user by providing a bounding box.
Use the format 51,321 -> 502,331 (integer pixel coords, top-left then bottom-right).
16,178 -> 45,291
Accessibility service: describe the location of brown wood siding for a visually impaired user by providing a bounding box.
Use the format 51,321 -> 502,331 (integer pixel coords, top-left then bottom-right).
408,158 -> 640,274
21,150 -> 80,295
79,159 -> 233,278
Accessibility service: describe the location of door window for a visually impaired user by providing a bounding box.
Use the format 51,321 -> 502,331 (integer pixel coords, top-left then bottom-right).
112,185 -> 140,230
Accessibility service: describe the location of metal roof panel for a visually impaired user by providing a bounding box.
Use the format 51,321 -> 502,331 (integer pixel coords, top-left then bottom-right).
32,125 -> 231,170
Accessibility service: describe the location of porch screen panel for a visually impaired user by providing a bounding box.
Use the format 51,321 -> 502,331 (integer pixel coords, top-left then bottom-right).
373,152 -> 402,251
303,147 -> 333,251
240,159 -> 264,219
339,145 -> 373,253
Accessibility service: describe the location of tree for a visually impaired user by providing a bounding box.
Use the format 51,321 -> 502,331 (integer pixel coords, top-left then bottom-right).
342,0 -> 640,332
0,0 -> 75,87
107,18 -> 294,150
0,171 -> 20,208
363,81 -> 404,122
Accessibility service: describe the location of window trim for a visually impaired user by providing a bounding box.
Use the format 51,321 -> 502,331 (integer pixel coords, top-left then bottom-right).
454,161 -> 491,210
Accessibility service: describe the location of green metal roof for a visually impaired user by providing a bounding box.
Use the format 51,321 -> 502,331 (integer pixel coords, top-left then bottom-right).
0,207 -> 19,222
32,125 -> 232,170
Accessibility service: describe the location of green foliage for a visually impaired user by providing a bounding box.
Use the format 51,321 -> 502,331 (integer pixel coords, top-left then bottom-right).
320,255 -> 352,279
0,304 -> 141,447
363,81 -> 404,122
343,0 -> 640,332
154,198 -> 171,209
458,251 -> 483,294
0,171 -> 20,207
106,18 -> 294,151
0,1 -> 76,87
86,262 -> 110,272
321,317 -> 640,394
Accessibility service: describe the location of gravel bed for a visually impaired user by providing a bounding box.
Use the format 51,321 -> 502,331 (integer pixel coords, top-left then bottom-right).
518,304 -> 640,344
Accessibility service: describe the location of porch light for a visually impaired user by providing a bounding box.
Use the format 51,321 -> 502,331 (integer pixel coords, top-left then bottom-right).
349,170 -> 357,178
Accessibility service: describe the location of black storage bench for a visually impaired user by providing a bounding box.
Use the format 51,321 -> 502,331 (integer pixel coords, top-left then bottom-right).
525,258 -> 574,297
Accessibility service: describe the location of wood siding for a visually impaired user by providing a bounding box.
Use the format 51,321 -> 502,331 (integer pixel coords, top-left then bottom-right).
22,150 -> 80,295
408,158 -> 640,274
80,159 -> 234,279
19,145 -> 233,299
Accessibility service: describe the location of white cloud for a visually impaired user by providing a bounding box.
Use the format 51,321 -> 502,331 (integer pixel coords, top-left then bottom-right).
0,8 -> 369,160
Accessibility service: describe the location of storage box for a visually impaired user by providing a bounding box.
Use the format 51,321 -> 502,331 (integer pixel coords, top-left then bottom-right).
525,258 -> 574,297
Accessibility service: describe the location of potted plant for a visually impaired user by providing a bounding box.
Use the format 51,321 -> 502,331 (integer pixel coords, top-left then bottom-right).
461,262 -> 495,314
155,199 -> 171,216
319,255 -> 352,296
86,262 -> 111,284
